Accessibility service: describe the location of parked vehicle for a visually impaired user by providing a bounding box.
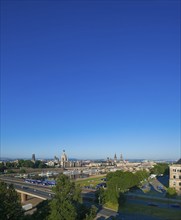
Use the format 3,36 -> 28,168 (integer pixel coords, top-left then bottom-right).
24,179 -> 56,186
96,182 -> 107,189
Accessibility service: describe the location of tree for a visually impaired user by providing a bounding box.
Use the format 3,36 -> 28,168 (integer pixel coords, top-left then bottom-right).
106,178 -> 119,205
0,162 -> 6,173
74,203 -> 97,220
106,171 -> 139,193
84,205 -> 98,220
104,170 -> 140,208
6,169 -> 16,174
151,163 -> 169,175
6,162 -> 15,168
118,192 -> 126,207
96,188 -> 106,205
19,168 -> 26,174
17,160 -> 35,168
38,162 -> 48,169
0,182 -> 23,220
48,174 -> 96,220
31,200 -> 50,220
135,170 -> 149,183
48,174 -> 81,220
166,187 -> 177,198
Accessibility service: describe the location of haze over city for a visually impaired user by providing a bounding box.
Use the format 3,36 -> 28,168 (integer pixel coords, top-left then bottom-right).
1,0 -> 180,160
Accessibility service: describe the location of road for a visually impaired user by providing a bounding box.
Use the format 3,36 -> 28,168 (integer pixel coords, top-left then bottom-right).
127,192 -> 181,204
127,196 -> 181,210
0,176 -> 96,200
8,182 -> 53,200
96,207 -> 164,220
0,176 -> 52,191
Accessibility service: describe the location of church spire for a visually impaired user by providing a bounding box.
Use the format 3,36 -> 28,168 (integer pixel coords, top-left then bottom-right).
114,153 -> 117,163
120,153 -> 123,162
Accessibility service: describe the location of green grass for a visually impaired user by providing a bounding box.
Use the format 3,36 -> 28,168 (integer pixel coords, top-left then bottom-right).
75,175 -> 106,188
104,202 -> 119,211
120,203 -> 181,220
103,200 -> 181,219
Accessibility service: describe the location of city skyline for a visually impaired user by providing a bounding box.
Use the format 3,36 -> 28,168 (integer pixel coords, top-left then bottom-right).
0,151 -> 178,162
1,0 -> 180,160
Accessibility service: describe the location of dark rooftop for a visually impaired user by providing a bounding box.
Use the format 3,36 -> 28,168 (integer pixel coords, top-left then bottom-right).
176,158 -> 181,164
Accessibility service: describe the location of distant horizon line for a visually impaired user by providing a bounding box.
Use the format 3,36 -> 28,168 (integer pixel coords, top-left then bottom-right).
0,156 -> 178,162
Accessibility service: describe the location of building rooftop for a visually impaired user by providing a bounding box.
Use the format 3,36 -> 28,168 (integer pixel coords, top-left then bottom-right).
176,158 -> 181,164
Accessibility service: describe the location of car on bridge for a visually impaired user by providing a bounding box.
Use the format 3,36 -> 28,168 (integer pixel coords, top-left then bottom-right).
21,185 -> 28,189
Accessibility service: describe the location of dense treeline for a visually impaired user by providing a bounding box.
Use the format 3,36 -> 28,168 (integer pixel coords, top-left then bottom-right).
150,163 -> 169,175
97,170 -> 149,209
0,160 -> 48,173
19,160 -> 48,169
0,182 -> 23,220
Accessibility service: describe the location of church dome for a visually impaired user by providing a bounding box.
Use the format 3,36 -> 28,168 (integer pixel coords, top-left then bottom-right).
61,150 -> 68,162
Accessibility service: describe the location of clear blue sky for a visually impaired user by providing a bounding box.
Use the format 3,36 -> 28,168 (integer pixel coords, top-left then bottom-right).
1,0 -> 180,160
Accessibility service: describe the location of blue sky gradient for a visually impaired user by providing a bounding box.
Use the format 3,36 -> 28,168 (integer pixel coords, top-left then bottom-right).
1,0 -> 180,160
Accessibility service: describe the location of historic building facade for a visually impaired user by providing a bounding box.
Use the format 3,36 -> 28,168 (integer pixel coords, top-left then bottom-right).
60,150 -> 68,168
169,159 -> 181,195
60,150 -> 82,168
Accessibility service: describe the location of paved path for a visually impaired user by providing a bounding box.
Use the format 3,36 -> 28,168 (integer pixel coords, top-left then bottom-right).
96,207 -> 163,220
127,197 -> 181,210
127,192 -> 181,203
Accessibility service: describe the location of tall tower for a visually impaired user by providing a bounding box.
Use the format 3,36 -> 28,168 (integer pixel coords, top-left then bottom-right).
54,156 -> 59,163
114,153 -> 117,163
120,153 -> 123,162
32,154 -> 36,163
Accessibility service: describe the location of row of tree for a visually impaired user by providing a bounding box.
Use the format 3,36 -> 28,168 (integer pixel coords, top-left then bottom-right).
97,170 -> 149,208
150,163 -> 169,175
97,165 -> 175,209
0,160 -> 48,173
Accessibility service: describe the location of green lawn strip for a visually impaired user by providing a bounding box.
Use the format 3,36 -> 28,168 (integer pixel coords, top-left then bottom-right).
75,176 -> 106,187
76,174 -> 106,181
142,189 -> 150,193
143,189 -> 160,195
120,203 -> 181,220
104,202 -> 118,211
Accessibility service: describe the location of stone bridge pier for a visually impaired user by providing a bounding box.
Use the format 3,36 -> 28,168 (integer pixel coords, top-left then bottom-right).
20,193 -> 28,203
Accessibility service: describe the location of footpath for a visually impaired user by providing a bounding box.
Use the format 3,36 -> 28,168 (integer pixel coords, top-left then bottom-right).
127,192 -> 181,204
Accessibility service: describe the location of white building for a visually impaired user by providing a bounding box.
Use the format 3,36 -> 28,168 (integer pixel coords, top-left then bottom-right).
60,150 -> 68,168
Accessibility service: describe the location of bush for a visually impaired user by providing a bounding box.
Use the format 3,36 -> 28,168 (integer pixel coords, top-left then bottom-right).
166,187 -> 177,198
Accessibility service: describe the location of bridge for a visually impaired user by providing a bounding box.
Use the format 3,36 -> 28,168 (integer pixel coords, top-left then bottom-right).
1,177 -> 55,202
15,185 -> 52,202
0,177 -> 96,203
